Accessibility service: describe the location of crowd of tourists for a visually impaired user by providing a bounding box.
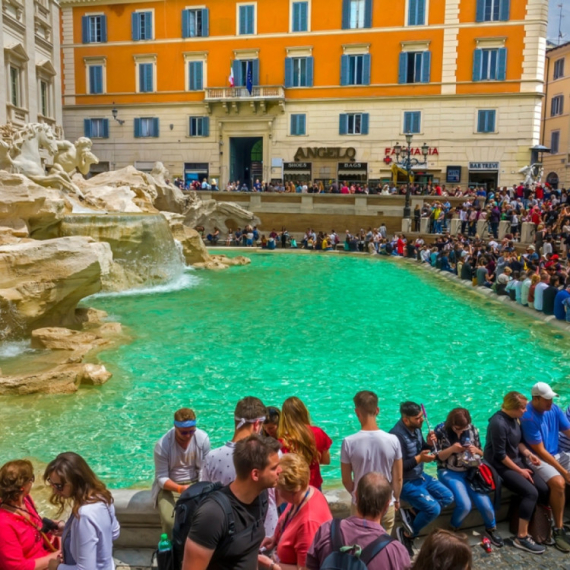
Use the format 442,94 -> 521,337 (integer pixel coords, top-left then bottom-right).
5,384 -> 570,570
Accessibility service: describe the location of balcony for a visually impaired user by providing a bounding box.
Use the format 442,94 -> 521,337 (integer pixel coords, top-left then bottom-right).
204,86 -> 285,114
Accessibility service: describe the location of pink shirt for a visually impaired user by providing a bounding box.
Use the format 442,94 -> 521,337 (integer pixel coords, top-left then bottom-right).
0,496 -> 55,570
307,516 -> 411,570
276,488 -> 332,567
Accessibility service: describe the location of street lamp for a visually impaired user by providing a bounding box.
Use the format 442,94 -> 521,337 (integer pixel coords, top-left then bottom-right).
111,103 -> 125,126
394,134 -> 429,219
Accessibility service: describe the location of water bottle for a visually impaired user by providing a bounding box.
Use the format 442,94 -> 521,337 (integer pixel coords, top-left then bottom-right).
157,533 -> 173,570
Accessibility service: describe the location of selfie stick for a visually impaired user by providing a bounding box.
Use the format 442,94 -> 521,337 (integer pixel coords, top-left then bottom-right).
421,403 -> 438,452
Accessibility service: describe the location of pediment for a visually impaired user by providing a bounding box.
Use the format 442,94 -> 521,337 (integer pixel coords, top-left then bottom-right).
37,59 -> 57,77
4,42 -> 29,62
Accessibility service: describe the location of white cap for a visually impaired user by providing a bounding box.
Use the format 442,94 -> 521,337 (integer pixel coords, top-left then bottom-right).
531,382 -> 558,400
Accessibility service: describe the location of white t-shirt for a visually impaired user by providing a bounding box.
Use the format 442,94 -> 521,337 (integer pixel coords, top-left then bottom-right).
200,441 -> 279,538
341,430 -> 402,504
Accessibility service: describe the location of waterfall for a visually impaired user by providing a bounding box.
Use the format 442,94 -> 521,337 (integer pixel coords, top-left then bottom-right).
59,213 -> 185,289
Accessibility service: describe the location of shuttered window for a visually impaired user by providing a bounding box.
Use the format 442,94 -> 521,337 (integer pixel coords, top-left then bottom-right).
340,54 -> 371,86
134,117 -> 159,138
82,15 -> 107,43
403,111 -> 421,134
339,113 -> 369,135
188,61 -> 204,91
189,117 -> 210,137
342,0 -> 372,29
475,0 -> 510,22
84,118 -> 109,138
472,48 -> 507,81
88,65 -> 104,94
477,110 -> 496,133
408,0 -> 426,25
182,8 -> 209,37
239,5 -> 255,35
292,2 -> 309,31
138,63 -> 154,93
290,114 -> 306,136
398,52 -> 431,84
132,11 -> 153,41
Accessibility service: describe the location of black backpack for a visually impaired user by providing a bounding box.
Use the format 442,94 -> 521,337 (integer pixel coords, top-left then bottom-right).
171,482 -> 268,570
320,519 -> 395,570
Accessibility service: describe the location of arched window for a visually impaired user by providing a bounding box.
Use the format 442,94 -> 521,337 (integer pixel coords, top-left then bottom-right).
251,140 -> 263,162
546,172 -> 559,189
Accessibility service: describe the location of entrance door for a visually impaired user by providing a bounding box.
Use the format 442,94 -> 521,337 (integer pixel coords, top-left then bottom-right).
230,137 -> 263,189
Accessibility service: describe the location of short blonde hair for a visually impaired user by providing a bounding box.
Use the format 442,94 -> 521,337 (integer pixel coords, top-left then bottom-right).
278,453 -> 310,492
502,391 -> 527,411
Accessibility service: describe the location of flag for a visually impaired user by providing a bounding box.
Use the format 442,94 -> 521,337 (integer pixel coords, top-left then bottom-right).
246,61 -> 253,95
229,67 -> 234,87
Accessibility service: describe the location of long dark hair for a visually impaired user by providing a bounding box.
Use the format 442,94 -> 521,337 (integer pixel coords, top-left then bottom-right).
411,529 -> 472,570
444,408 -> 472,432
44,452 -> 113,518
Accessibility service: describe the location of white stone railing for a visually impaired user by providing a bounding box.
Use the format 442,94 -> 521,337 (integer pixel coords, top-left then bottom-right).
205,85 -> 285,101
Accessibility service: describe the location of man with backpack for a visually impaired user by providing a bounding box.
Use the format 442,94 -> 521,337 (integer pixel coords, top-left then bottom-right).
306,473 -> 410,570
182,434 -> 281,570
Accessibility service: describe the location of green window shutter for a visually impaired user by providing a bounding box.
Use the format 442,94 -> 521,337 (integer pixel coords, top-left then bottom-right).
340,55 -> 349,86
100,16 -> 108,42
134,118 -> 141,138
408,0 -> 417,25
361,113 -> 369,135
189,62 -> 203,90
82,16 -> 90,43
239,6 -> 246,34
152,118 -> 159,137
232,60 -> 242,86
398,52 -> 408,84
497,48 -> 507,81
252,59 -> 259,85
364,0 -> 373,28
421,51 -> 431,83
341,0 -> 350,29
404,112 -> 411,133
306,57 -> 314,87
182,9 -> 191,37
145,11 -> 153,39
362,54 -> 371,85
499,0 -> 510,21
339,114 -> 348,135
300,2 -> 308,31
132,12 -> 140,40
202,9 -> 209,36
84,119 -> 92,138
102,119 -> 109,138
475,0 -> 485,22
472,49 -> 482,81
284,58 -> 293,88
291,114 -> 297,135
413,112 -> 421,133
202,117 -> 210,137
299,114 -> 306,135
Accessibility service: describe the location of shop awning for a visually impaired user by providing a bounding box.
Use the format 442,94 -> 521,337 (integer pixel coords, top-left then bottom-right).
338,168 -> 367,175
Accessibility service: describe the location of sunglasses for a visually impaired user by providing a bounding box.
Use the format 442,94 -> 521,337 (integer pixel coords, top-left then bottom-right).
177,429 -> 196,436
47,477 -> 65,491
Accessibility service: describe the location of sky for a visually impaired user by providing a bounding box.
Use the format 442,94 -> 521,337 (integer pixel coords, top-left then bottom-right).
548,0 -> 570,45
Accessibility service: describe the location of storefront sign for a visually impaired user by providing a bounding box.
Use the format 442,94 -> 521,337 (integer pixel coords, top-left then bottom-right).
284,162 -> 311,170
385,147 -> 439,156
339,162 -> 366,170
446,166 -> 462,183
294,147 -> 356,161
468,162 -> 499,171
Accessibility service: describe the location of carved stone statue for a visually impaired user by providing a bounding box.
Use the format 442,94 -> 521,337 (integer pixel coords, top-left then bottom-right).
518,163 -> 544,186
53,137 -> 99,176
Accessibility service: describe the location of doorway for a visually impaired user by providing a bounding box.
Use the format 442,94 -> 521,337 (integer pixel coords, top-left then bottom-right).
230,137 -> 263,189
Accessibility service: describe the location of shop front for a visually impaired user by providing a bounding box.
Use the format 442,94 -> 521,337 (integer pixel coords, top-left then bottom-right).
468,162 -> 499,191
283,162 -> 312,184
184,162 -> 209,186
337,162 -> 368,186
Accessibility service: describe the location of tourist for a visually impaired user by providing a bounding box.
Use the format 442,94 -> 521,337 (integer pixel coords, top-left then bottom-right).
409,529 -> 472,570
184,434 -> 281,570
434,408 -> 503,546
307,473 -> 411,570
533,271 -> 550,311
341,391 -> 403,535
0,460 -> 61,570
263,406 -> 281,439
201,396 -> 280,538
542,275 -> 560,316
260,454 -> 331,569
528,273 -> 540,305
520,271 -> 532,306
390,402 -> 454,555
484,392 -> 547,554
278,397 -> 332,491
520,382 -> 570,552
152,407 -> 211,536
554,282 -> 570,321
43,452 -> 120,570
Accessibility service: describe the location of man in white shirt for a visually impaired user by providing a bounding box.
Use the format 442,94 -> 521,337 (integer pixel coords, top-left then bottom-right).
341,390 -> 403,536
152,408 -> 211,536
200,396 -> 280,538
534,271 -> 550,311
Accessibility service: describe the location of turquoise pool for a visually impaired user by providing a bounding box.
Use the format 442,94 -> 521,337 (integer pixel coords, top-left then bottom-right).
1,252 -> 569,488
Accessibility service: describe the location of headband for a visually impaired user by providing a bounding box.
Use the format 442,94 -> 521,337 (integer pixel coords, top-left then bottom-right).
235,416 -> 266,430
174,420 -> 196,428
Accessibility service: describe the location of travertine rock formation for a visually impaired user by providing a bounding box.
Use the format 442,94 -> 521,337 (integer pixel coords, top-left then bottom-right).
0,236 -> 112,339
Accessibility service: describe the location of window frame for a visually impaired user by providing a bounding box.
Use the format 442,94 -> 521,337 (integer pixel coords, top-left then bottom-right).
88,15 -> 103,43
183,8 -> 206,37
290,113 -> 307,136
477,109 -> 496,133
9,65 -> 21,107
237,3 -> 256,35
40,80 -> 49,117
554,58 -> 565,80
551,130 -> 560,154
87,63 -> 105,95
551,95 -> 564,117
480,48 -> 499,81
189,116 -> 209,137
135,57 -> 157,93
89,118 -> 108,138
291,0 -> 310,32
407,0 -> 428,26
292,57 -> 308,87
403,111 -> 421,134
347,112 -> 363,135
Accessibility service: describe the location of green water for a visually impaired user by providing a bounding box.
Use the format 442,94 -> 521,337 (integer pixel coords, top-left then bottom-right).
1,252 -> 570,488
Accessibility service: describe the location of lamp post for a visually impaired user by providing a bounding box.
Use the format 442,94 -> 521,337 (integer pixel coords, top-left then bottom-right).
393,134 -> 429,220
111,103 -> 125,126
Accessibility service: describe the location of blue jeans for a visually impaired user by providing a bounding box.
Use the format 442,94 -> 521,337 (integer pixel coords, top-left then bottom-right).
401,474 -> 454,537
438,469 -> 496,530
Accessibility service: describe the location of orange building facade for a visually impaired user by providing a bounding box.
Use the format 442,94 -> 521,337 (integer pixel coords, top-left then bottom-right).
60,0 -> 548,189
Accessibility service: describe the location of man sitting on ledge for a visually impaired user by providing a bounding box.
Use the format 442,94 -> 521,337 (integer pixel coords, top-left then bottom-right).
152,408 -> 210,537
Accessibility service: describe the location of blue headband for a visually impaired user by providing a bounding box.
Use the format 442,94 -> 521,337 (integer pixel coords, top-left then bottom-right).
174,420 -> 196,428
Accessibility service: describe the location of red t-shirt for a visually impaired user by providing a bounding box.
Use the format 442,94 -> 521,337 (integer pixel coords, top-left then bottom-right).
275,488 -> 332,567
280,426 -> 333,489
0,496 -> 55,570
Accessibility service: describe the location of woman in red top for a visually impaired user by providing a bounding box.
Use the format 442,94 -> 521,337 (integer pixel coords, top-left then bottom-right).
260,454 -> 332,570
0,460 -> 61,570
278,397 -> 332,490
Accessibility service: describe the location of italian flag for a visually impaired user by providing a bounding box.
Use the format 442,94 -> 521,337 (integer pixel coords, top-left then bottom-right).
229,68 -> 235,87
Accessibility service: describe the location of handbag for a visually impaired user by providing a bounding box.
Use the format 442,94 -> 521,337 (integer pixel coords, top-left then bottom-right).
466,464 -> 495,494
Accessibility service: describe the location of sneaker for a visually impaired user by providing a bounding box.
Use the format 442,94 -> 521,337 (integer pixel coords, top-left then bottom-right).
554,528 -> 570,553
485,528 -> 504,548
396,526 -> 415,557
513,535 -> 546,555
399,508 -> 414,536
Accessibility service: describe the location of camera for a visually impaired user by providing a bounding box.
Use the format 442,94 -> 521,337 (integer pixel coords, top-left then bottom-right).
40,518 -> 59,534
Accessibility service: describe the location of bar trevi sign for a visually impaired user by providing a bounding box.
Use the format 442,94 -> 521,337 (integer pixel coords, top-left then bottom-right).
468,162 -> 500,171
294,147 -> 356,161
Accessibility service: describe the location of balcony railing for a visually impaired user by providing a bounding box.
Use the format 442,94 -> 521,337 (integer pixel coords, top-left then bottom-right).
205,86 -> 285,101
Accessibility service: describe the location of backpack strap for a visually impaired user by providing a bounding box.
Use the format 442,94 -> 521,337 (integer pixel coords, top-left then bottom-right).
211,491 -> 236,537
329,519 -> 344,553
359,534 -> 395,565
